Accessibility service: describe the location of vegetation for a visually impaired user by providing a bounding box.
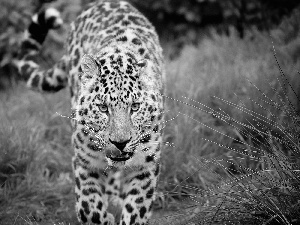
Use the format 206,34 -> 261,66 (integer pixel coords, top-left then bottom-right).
160,24 -> 300,224
1,0 -> 300,224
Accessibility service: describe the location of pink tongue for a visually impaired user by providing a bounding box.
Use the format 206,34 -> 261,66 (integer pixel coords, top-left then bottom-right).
106,151 -> 127,158
105,148 -> 120,157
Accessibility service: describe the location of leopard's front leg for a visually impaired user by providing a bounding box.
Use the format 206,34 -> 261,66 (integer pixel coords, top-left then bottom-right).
73,157 -> 115,225
120,163 -> 160,225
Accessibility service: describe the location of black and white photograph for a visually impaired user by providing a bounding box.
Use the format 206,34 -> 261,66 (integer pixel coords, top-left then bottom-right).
0,0 -> 299,224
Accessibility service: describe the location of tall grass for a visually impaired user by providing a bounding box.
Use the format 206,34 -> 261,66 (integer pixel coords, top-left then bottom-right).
155,12 -> 300,225
0,86 -> 76,224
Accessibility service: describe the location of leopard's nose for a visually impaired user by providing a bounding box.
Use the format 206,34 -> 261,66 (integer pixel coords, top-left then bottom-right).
109,138 -> 131,151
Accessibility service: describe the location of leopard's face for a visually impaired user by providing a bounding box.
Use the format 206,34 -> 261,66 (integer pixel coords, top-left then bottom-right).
76,49 -> 163,168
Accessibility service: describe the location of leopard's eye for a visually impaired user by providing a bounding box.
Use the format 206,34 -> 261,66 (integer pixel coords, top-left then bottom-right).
99,104 -> 108,112
131,103 -> 140,112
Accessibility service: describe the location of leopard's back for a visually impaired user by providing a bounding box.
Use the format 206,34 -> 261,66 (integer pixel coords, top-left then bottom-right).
67,1 -> 164,105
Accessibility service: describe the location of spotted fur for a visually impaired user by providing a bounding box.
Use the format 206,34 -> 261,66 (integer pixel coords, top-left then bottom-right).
15,1 -> 165,224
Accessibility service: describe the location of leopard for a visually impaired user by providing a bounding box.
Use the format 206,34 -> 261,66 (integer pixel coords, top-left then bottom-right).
14,1 -> 165,224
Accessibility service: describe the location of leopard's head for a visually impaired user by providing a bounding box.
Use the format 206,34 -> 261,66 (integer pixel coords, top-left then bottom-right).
77,50 -> 163,168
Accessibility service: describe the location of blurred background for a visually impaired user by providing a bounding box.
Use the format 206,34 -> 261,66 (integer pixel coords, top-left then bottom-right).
0,0 -> 300,224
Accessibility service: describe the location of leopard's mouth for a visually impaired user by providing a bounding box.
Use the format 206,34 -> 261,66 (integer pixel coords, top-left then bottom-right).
107,152 -> 134,162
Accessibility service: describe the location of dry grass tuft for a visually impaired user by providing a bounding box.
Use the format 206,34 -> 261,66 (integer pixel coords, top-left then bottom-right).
156,12 -> 300,224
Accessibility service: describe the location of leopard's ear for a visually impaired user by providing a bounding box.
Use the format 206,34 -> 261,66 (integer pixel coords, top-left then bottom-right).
81,54 -> 98,79
136,59 -> 147,69
136,59 -> 148,78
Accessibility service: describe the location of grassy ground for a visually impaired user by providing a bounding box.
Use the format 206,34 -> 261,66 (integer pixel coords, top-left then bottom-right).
160,28 -> 300,224
1,11 -> 300,225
